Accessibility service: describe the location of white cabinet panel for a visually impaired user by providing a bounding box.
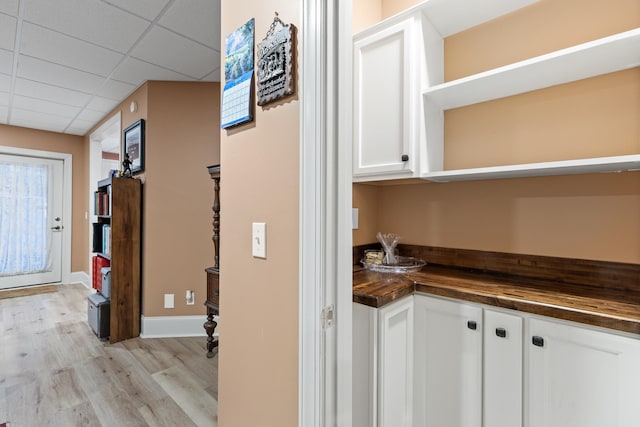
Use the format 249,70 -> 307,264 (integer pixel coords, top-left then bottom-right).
379,296 -> 414,427
353,17 -> 415,180
484,309 -> 523,427
414,295 -> 482,427
527,318 -> 640,427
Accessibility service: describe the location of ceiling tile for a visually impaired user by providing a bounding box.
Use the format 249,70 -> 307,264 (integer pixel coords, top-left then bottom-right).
17,55 -> 104,93
103,0 -> 171,21
86,96 -> 120,113
0,91 -> 9,106
20,23 -> 124,76
13,94 -> 81,118
0,74 -> 9,92
96,79 -> 136,100
23,0 -> 150,52
0,49 -> 13,74
10,108 -> 70,132
159,0 -> 220,48
0,0 -> 19,15
111,57 -> 190,85
131,26 -> 218,79
14,78 -> 91,107
202,68 -> 221,82
67,118 -> 96,135
77,108 -> 106,122
0,14 -> 17,50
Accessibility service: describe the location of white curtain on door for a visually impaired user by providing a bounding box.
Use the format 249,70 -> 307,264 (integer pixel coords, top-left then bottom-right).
0,160 -> 52,276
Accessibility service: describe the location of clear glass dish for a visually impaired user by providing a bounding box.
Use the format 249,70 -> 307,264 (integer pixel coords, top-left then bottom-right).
361,256 -> 426,274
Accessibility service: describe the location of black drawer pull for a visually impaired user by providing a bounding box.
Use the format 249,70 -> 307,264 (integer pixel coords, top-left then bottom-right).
496,327 -> 507,338
401,154 -> 409,162
532,336 -> 544,347
467,320 -> 477,330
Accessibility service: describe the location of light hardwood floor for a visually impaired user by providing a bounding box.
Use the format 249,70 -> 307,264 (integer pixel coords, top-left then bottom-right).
0,284 -> 218,427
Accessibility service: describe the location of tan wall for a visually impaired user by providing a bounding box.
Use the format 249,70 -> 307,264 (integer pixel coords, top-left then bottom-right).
353,0 -> 640,264
143,81 -> 220,316
353,0 -> 382,33
85,81 -> 220,317
0,124 -> 87,273
218,2 -> 300,426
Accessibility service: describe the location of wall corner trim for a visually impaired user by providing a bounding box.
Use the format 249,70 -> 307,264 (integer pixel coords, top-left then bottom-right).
70,271 -> 91,288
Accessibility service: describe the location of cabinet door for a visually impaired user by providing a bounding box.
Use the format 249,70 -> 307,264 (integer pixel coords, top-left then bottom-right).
353,18 -> 416,179
378,296 -> 413,427
353,303 -> 377,427
484,309 -> 523,427
527,318 -> 640,427
414,295 -> 482,427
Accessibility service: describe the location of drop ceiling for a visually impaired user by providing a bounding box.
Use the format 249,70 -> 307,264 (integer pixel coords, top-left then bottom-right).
0,0 -> 221,137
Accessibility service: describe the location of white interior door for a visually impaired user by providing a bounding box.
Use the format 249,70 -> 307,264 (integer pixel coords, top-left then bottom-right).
0,153 -> 64,289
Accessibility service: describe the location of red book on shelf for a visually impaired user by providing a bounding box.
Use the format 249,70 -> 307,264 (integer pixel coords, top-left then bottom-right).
92,255 -> 110,291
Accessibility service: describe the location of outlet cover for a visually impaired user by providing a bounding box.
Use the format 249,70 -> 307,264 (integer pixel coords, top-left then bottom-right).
164,293 -> 174,309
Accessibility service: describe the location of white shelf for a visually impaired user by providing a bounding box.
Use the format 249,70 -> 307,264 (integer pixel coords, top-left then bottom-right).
422,155 -> 640,182
423,28 -> 640,110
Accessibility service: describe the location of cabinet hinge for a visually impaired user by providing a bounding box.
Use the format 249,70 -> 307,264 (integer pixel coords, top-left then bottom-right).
321,304 -> 335,329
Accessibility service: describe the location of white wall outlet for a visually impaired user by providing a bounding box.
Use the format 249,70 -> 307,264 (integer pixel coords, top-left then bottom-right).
186,290 -> 195,305
164,293 -> 174,309
352,208 -> 359,230
252,222 -> 267,259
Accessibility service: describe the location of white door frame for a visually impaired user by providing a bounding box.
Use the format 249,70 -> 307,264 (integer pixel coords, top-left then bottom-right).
300,0 -> 352,425
0,145 -> 72,285
88,112 -> 121,280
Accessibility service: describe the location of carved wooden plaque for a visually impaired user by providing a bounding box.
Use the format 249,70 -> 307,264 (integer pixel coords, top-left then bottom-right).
256,15 -> 295,106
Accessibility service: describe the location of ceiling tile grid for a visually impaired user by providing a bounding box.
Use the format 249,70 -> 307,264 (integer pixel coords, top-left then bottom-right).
0,0 -> 221,136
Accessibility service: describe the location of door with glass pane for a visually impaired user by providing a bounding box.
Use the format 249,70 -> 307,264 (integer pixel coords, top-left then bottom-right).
0,154 -> 63,288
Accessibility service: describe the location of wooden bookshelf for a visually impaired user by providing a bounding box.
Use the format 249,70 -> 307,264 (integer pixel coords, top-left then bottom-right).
93,177 -> 142,343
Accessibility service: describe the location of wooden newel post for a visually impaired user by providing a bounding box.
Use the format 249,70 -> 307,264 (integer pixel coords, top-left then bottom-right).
204,164 -> 221,358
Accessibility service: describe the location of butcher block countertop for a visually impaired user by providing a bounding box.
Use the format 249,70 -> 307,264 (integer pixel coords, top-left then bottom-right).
353,245 -> 640,335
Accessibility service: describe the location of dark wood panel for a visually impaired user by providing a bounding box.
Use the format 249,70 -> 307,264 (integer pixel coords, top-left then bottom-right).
109,177 -> 142,344
353,244 -> 640,335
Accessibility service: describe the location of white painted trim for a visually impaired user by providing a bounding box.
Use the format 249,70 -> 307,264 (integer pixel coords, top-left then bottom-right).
0,145 -> 73,286
299,1 -> 353,426
70,271 -> 91,288
140,315 -> 212,338
300,0 -> 324,424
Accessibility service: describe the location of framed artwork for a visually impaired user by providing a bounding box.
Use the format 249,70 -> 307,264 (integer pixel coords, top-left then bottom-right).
123,119 -> 145,174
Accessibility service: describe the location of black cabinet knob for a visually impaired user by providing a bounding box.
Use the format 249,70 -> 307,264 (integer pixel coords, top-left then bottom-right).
496,327 -> 507,338
467,320 -> 477,330
532,336 -> 544,347
401,154 -> 409,162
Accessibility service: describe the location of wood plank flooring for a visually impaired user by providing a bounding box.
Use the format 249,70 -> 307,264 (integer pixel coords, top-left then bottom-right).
0,284 -> 218,427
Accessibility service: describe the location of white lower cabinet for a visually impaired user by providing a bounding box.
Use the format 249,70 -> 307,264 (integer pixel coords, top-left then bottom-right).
413,295 -> 482,427
527,317 -> 640,427
355,294 -> 640,427
353,296 -> 414,427
484,309 -> 523,427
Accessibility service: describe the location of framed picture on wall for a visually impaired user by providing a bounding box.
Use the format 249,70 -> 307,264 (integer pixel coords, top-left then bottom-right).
123,119 -> 145,174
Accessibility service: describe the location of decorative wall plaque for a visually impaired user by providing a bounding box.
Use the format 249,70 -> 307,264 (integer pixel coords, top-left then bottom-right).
256,13 -> 296,106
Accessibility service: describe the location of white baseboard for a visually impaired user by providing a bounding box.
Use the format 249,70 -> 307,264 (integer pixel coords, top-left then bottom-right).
70,271 -> 91,288
140,315 -> 219,338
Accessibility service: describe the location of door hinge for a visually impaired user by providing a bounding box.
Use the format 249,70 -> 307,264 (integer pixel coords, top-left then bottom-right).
321,304 -> 335,329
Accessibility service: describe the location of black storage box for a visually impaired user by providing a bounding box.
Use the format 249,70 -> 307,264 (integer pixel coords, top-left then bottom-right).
88,292 -> 110,339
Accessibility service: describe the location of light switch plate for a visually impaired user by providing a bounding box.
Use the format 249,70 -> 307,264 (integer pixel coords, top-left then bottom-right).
352,208 -> 359,230
252,222 -> 266,259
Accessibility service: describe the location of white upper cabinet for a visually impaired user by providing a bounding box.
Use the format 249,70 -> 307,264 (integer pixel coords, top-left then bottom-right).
352,13 -> 424,180
353,0 -> 640,182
